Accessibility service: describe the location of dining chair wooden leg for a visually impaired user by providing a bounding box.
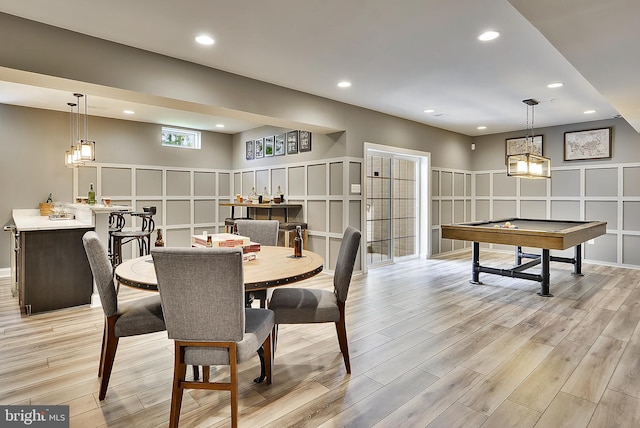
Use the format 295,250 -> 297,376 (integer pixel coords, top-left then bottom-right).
169,343 -> 187,428
98,325 -> 107,377
192,365 -> 199,380
335,303 -> 351,374
229,344 -> 239,428
262,333 -> 272,385
272,325 -> 278,353
99,316 -> 119,400
203,366 -> 210,381
254,346 -> 266,383
335,319 -> 351,374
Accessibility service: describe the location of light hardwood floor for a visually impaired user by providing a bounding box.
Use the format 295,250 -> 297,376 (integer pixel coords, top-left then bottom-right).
2,250 -> 640,427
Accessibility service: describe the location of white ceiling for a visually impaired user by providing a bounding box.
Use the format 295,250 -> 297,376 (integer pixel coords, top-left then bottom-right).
0,0 -> 637,136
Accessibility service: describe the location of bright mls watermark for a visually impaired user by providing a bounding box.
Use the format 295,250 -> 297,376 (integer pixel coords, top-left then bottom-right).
1,406 -> 69,427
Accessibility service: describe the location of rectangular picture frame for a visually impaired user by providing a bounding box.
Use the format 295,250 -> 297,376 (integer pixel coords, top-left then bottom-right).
564,127 -> 612,161
287,130 -> 299,154
274,133 -> 286,156
298,130 -> 312,152
264,135 -> 274,157
245,140 -> 254,160
505,135 -> 543,164
255,137 -> 264,158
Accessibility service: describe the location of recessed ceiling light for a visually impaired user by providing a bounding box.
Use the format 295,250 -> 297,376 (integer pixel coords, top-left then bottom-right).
337,81 -> 351,88
195,34 -> 215,45
547,82 -> 564,88
424,109 -> 435,113
477,126 -> 487,130
478,31 -> 500,41
215,124 -> 225,128
584,110 -> 596,114
123,110 -> 135,115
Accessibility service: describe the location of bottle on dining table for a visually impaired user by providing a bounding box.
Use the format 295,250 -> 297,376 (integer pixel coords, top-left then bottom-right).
294,225 -> 303,257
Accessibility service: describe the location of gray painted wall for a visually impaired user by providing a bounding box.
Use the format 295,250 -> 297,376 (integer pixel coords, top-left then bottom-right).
0,104 -> 73,234
470,117 -> 640,170
0,104 -> 233,267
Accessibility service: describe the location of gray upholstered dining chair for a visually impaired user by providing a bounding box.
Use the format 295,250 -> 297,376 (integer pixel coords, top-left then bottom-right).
234,219 -> 280,307
234,219 -> 279,246
151,246 -> 275,428
82,231 -> 166,400
268,226 -> 361,373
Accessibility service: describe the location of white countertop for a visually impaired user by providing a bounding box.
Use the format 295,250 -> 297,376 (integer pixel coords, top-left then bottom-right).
71,203 -> 132,214
12,204 -> 131,232
13,209 -> 92,231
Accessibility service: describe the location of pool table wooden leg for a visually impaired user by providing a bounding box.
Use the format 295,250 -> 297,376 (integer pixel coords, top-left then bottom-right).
471,242 -> 483,285
538,249 -> 553,297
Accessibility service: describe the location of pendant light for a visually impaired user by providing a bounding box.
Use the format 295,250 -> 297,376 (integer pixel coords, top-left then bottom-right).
72,93 -> 84,165
506,98 -> 551,179
63,93 -> 95,167
77,93 -> 95,162
64,102 -> 77,168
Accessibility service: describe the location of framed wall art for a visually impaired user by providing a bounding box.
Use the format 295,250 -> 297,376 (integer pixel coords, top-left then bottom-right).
255,137 -> 264,158
274,133 -> 285,156
264,135 -> 274,157
505,135 -> 543,164
245,140 -> 254,160
564,127 -> 612,161
299,130 -> 312,152
287,130 -> 299,154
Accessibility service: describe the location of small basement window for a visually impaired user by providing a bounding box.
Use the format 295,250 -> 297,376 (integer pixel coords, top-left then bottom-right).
162,127 -> 201,149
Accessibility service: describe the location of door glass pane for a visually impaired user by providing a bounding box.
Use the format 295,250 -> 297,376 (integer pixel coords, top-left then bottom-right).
393,158 -> 417,258
367,155 -> 392,265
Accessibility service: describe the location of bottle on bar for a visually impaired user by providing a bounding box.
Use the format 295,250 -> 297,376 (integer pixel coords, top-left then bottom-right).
294,225 -> 303,257
88,183 -> 96,205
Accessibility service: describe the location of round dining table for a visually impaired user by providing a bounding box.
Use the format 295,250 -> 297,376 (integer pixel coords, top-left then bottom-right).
114,245 -> 324,292
114,245 -> 324,383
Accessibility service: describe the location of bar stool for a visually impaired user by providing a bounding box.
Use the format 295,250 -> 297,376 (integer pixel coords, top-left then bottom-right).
109,207 -> 156,268
107,210 -> 128,267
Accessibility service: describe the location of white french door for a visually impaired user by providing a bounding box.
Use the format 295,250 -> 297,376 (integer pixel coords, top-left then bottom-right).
366,150 -> 419,267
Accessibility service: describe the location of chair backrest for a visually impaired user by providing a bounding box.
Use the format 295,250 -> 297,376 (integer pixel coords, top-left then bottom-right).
234,219 -> 279,246
82,231 -> 118,317
108,211 -> 127,232
334,226 -> 361,302
132,210 -> 155,233
151,247 -> 245,342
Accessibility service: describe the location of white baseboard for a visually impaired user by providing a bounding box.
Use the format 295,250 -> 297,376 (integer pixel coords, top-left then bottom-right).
0,268 -> 10,278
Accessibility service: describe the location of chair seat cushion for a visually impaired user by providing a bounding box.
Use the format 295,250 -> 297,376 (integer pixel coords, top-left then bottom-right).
184,308 -> 275,366
269,288 -> 340,324
115,295 -> 166,337
111,230 -> 153,238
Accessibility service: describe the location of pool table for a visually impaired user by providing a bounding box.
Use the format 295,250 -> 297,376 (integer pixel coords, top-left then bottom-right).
441,218 -> 607,296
